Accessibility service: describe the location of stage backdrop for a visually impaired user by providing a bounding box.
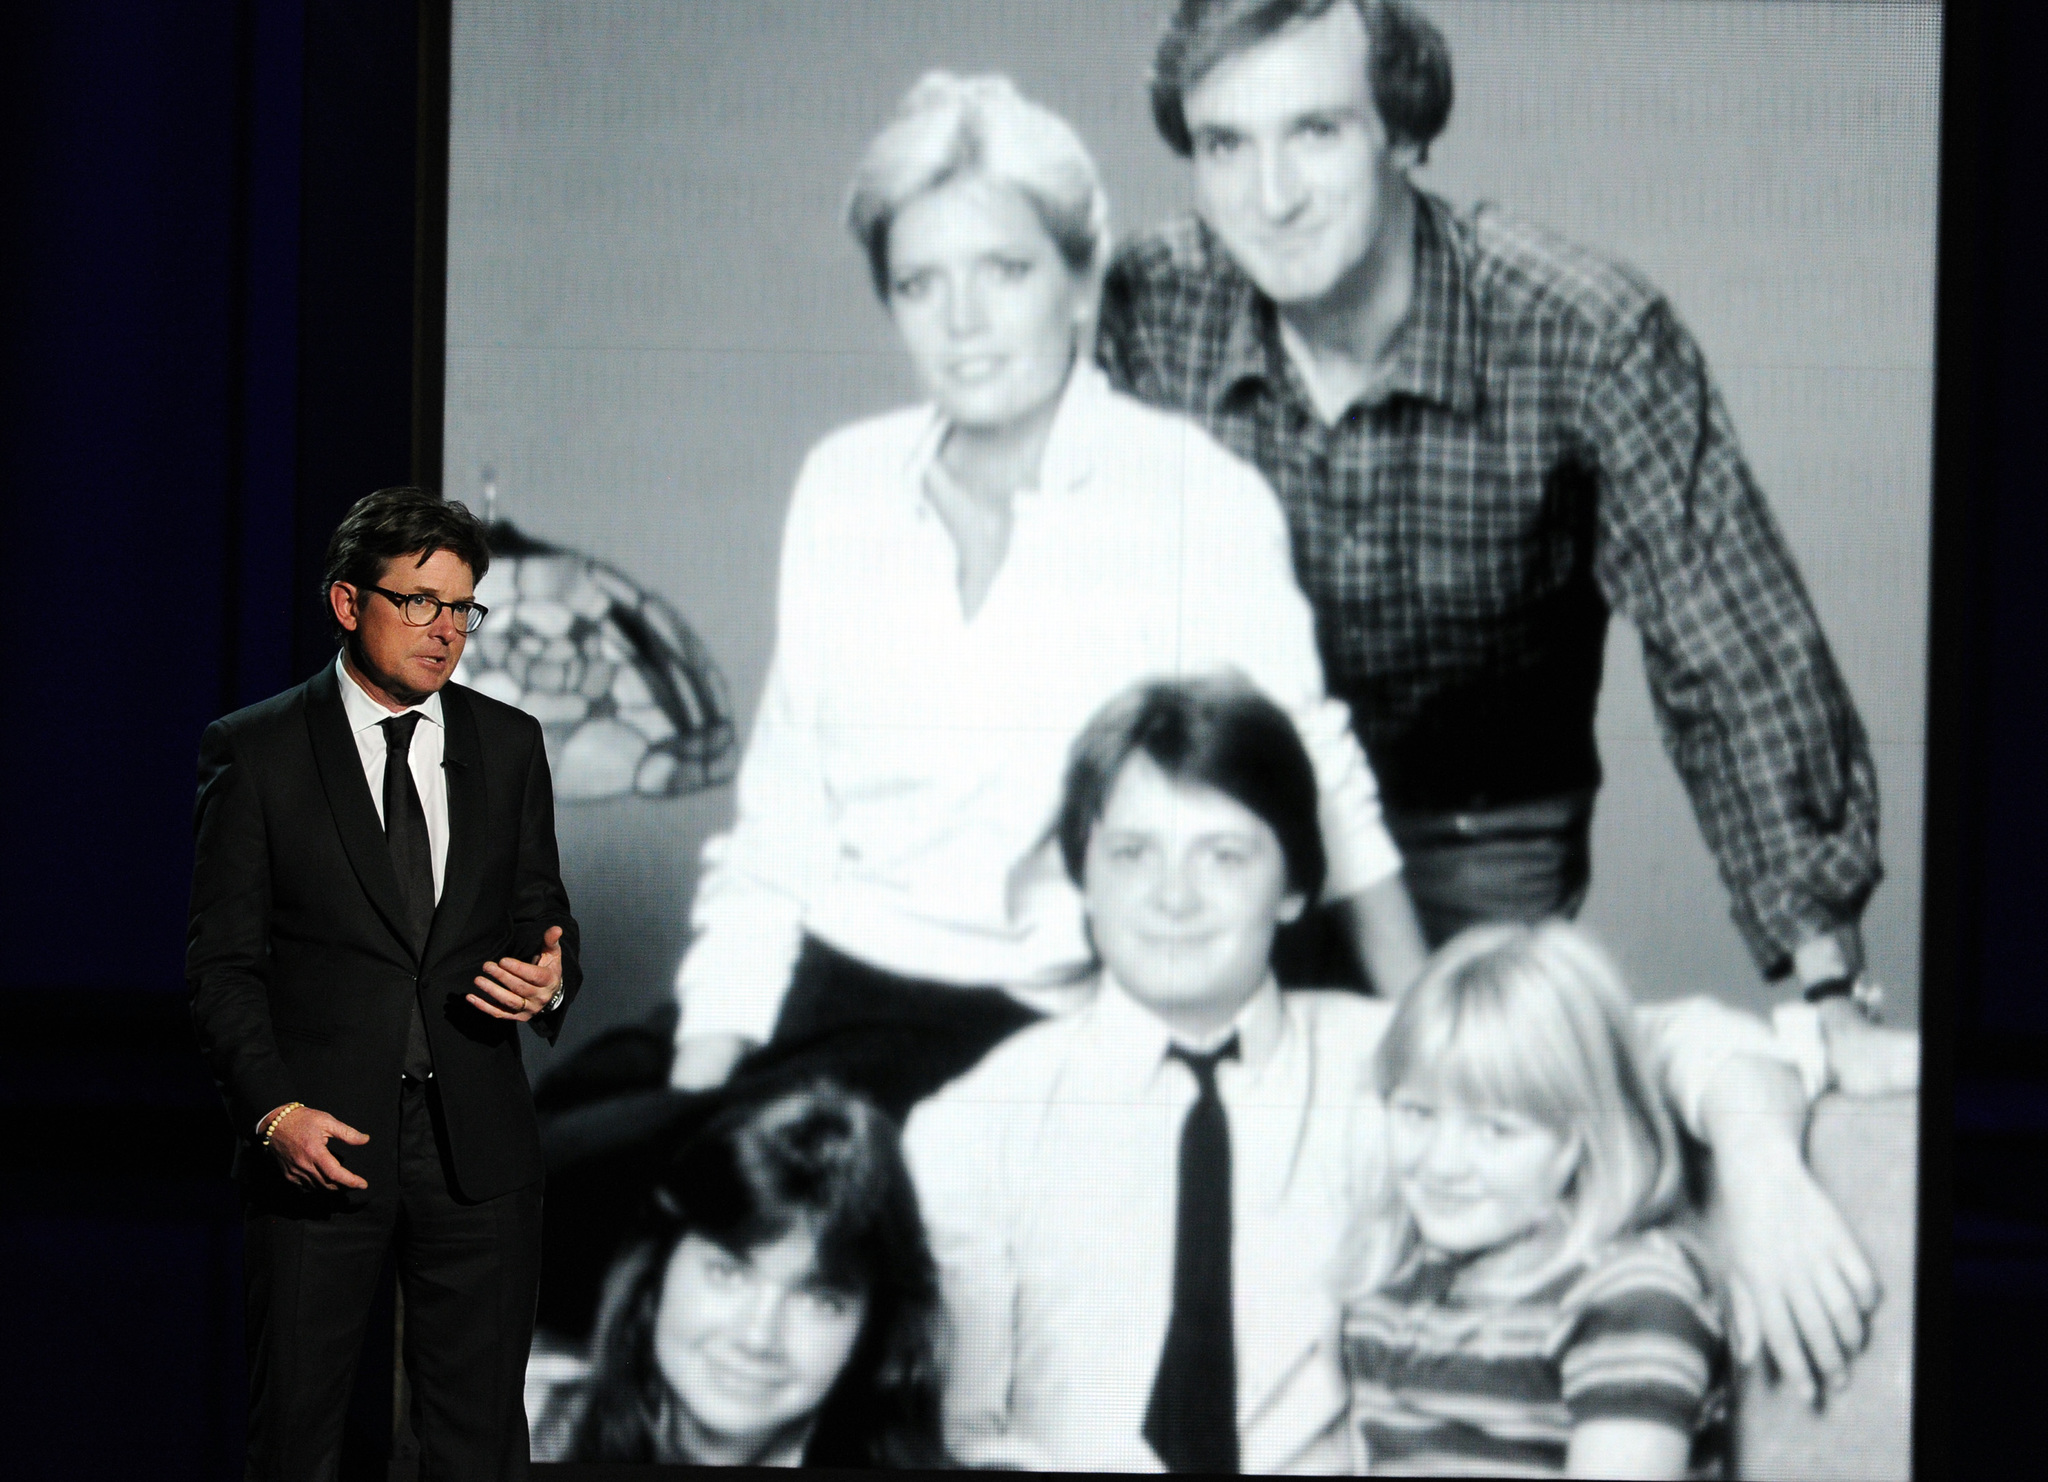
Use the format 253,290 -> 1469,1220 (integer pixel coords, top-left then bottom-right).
445,0 -> 1935,1069
444,1 -> 1934,1469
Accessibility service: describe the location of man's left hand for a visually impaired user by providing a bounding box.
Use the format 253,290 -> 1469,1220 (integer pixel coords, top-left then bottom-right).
1719,1144 -> 1882,1407
468,924 -> 566,1021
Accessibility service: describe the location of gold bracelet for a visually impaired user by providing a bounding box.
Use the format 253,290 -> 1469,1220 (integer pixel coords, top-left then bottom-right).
261,1102 -> 305,1146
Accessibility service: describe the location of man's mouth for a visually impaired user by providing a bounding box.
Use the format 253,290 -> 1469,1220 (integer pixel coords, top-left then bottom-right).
947,355 -> 1006,384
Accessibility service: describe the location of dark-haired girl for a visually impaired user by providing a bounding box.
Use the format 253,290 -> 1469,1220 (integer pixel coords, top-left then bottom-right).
532,1081 -> 949,1467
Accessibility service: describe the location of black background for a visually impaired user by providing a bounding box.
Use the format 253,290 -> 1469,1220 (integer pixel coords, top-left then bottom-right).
0,1 -> 2020,1475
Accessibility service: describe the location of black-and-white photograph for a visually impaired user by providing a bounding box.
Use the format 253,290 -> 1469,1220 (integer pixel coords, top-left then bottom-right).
441,1 -> 1932,1473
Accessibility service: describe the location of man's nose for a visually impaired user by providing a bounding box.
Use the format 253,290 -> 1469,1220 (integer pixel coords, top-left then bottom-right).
946,276 -> 987,336
1255,143 -> 1307,223
1151,857 -> 1201,916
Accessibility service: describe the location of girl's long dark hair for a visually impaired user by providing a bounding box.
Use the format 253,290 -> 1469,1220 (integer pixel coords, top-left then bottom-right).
559,1079 -> 950,1467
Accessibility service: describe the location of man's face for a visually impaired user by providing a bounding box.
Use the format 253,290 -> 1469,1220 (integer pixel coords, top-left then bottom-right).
1182,2 -> 1408,310
331,547 -> 474,710
1082,752 -> 1306,1039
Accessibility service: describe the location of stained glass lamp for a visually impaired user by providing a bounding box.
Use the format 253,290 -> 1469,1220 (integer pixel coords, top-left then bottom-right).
453,520 -> 737,802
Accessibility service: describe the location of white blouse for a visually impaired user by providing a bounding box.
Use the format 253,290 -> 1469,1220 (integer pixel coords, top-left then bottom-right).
674,365 -> 1402,1044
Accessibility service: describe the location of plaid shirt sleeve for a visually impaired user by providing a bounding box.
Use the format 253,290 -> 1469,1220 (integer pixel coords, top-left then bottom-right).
1580,300 -> 1881,971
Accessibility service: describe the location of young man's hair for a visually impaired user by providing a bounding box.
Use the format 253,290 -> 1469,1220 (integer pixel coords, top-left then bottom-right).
1055,673 -> 1327,901
319,486 -> 492,640
1149,0 -> 1454,161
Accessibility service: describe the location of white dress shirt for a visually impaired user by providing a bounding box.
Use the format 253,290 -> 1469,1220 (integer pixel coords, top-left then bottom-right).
900,979 -> 1805,1474
676,366 -> 1403,1044
253,657 -> 453,1126
336,653 -> 448,902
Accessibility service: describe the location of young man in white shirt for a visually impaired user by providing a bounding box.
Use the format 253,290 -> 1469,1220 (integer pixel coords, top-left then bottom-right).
903,677 -> 1880,1473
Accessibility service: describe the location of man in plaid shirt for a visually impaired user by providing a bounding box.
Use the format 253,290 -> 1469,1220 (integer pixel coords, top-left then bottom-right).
1099,0 -> 1885,1021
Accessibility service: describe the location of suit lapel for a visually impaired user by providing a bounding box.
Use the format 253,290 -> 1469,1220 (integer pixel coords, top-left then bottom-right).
305,664 -> 419,957
424,684 -> 488,971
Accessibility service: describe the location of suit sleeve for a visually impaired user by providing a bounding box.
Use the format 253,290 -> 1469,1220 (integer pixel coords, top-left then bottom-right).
187,719 -> 296,1138
512,715 -> 581,1042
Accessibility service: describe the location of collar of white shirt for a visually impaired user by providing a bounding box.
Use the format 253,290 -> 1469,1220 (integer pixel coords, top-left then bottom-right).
335,651 -> 445,737
1090,967 -> 1289,1092
898,360 -> 1118,503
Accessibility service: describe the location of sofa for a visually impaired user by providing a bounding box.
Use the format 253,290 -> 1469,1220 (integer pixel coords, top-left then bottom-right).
1707,1091 -> 1920,1481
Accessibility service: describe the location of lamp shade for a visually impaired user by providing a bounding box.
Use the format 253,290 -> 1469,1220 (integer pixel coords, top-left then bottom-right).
453,522 -> 737,802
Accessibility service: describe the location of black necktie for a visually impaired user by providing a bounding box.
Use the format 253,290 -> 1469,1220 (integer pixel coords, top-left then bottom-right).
1144,1035 -> 1241,1474
381,713 -> 436,1080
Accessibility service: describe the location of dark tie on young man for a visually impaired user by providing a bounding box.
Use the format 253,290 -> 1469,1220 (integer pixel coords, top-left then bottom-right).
382,712 -> 436,1081
1144,1036 -> 1241,1473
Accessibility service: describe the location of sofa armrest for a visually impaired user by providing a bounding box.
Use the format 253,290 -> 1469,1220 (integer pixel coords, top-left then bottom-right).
1698,1091 -> 1919,1481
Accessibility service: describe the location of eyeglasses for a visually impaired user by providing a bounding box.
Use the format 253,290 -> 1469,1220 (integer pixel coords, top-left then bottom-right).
360,584 -> 490,633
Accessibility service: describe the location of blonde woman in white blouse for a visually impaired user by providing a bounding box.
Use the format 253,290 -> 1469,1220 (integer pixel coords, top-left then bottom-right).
668,73 -> 1428,1116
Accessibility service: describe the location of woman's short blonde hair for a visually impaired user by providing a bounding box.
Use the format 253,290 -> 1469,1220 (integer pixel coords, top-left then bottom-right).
845,72 -> 1111,298
1361,920 -> 1685,1298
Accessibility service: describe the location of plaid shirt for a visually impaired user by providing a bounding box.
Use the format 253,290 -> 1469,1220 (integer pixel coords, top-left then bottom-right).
1097,191 -> 1880,972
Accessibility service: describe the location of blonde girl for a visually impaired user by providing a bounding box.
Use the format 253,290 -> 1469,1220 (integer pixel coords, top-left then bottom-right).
1343,922 -> 1729,1479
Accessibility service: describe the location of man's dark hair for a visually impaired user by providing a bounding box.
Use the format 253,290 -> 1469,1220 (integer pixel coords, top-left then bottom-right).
1149,0 -> 1454,162
1055,674 -> 1327,901
320,486 -> 492,639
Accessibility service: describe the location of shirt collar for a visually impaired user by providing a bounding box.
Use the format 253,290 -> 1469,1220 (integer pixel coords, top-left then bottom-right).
334,652 -> 444,737
1091,967 -> 1289,1087
1382,191 -> 1479,413
900,357 -> 1113,502
1205,189 -> 1480,419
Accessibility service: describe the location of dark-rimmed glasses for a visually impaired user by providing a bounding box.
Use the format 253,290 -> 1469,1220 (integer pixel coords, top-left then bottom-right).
361,583 -> 490,633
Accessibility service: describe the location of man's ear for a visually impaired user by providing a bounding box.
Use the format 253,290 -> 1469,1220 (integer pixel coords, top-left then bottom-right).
1277,892 -> 1308,925
329,581 -> 361,633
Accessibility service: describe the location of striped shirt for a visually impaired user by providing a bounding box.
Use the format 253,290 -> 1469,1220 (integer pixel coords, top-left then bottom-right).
1098,191 -> 1881,975
1343,1228 -> 1728,1477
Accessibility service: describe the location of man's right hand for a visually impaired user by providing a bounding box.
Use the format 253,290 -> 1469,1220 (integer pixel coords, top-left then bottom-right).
670,1033 -> 754,1091
262,1105 -> 371,1191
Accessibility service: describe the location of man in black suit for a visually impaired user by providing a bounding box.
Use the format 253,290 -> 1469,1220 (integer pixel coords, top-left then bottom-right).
188,487 -> 581,1481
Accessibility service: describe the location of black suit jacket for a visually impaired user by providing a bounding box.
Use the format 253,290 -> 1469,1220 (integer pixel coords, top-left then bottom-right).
187,663 -> 581,1203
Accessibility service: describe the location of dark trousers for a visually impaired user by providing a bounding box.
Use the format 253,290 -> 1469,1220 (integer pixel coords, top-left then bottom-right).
733,937 -> 1046,1123
242,1077 -> 543,1482
1272,790 -> 1597,988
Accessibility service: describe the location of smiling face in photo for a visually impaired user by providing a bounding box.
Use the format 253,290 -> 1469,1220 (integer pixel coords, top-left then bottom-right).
653,1228 -> 868,1465
884,173 -> 1090,435
1385,1082 -> 1583,1258
1182,2 -> 1409,312
1082,752 -> 1306,1039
